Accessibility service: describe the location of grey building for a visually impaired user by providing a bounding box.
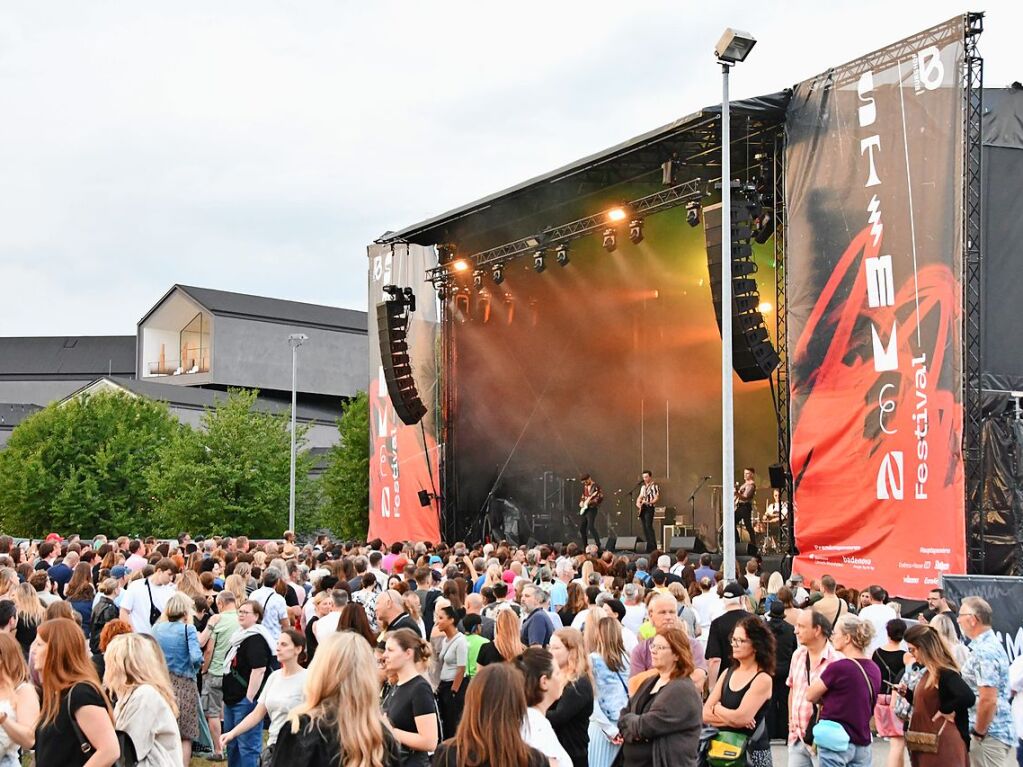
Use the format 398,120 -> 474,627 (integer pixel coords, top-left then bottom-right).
0,403 -> 42,448
0,335 -> 135,406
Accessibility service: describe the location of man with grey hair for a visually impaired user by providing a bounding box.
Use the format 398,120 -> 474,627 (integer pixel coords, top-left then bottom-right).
550,558 -> 575,611
520,583 -> 554,647
376,588 -> 421,636
248,567 -> 289,644
959,596 -> 1015,766
621,583 -> 647,635
629,592 -> 707,689
200,590 -> 240,758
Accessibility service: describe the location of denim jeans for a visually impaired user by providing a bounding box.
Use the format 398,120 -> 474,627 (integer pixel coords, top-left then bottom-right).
817,743 -> 871,767
787,741 -> 817,767
223,698 -> 262,767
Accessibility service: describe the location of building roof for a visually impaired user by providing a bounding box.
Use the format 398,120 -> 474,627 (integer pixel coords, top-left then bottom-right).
69,377 -> 344,424
139,285 -> 366,334
0,336 -> 135,379
0,402 -> 42,429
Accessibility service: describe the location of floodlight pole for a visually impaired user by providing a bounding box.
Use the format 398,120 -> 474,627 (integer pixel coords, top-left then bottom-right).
720,60 -> 736,583
288,333 -> 309,535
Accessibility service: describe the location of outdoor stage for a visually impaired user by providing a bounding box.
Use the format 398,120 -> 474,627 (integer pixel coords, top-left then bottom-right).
367,13 -> 1023,599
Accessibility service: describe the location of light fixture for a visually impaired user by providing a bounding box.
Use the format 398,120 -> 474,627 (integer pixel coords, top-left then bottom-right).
436,283 -> 448,300
451,259 -> 471,273
758,301 -> 773,313
555,244 -> 570,267
473,270 -> 484,291
602,228 -> 617,253
686,201 -> 701,227
606,207 -> 627,223
628,219 -> 644,245
753,210 -> 775,244
533,250 -> 546,273
492,264 -> 505,285
714,28 -> 757,64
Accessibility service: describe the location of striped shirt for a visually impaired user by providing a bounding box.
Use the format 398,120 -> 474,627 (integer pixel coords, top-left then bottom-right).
638,482 -> 660,506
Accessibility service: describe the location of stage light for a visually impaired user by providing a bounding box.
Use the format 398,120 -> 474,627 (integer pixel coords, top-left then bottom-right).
715,28 -> 757,64
606,207 -> 627,223
473,270 -> 484,291
451,259 -> 471,273
555,244 -> 570,267
436,283 -> 448,301
758,301 -> 773,313
686,201 -> 701,227
628,219 -> 644,245
533,250 -> 546,273
602,228 -> 617,253
492,264 -> 505,285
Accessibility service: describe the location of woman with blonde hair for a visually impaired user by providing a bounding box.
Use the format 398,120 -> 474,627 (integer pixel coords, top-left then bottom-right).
102,633 -> 182,767
224,573 -> 248,605
152,593 -> 203,765
32,618 -> 119,767
929,613 -> 969,668
11,582 -> 45,658
272,632 -> 400,767
0,569 -> 16,601
476,609 -> 525,666
0,632 -> 39,767
546,628 -> 593,767
176,570 -> 205,601
588,617 -> 630,767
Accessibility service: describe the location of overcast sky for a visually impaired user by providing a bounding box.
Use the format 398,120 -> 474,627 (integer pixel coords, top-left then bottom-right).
1,1 -> 1018,336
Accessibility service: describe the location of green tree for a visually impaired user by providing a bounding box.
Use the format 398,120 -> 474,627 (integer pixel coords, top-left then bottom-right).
146,388 -> 317,538
320,390 -> 369,539
0,391 -> 181,536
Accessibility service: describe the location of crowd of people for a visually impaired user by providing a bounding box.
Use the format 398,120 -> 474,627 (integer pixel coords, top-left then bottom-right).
0,532 -> 1019,767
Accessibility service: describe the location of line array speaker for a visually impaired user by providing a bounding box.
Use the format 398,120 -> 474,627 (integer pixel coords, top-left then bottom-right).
376,300 -> 427,425
703,200 -> 780,382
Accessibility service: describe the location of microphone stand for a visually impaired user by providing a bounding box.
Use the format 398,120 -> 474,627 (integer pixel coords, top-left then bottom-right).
626,481 -> 642,538
687,476 -> 711,531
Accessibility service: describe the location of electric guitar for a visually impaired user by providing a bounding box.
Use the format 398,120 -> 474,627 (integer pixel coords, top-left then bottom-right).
579,490 -> 600,515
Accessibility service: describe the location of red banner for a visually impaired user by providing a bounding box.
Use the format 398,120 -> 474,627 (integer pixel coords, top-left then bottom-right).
367,244 -> 441,544
786,17 -> 967,598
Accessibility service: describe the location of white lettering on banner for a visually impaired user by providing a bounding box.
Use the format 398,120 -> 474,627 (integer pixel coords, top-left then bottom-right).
861,135 -> 882,187
916,46 -> 945,92
857,72 -> 877,127
866,195 -> 884,247
865,254 -> 895,307
878,383 -> 897,435
913,354 -> 929,499
877,451 -> 904,500
871,322 -> 899,371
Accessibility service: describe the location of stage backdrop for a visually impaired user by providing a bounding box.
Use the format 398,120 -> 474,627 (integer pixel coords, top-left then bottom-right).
367,243 -> 441,544
787,16 -> 967,598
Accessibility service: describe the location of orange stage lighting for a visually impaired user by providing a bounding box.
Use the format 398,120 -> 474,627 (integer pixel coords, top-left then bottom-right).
452,259 -> 471,272
606,207 -> 627,223
758,301 -> 773,313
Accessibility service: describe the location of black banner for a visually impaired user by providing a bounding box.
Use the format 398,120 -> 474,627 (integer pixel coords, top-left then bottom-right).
943,575 -> 1023,662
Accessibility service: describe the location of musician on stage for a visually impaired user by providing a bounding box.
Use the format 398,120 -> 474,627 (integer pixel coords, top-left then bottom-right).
735,467 -> 757,552
636,470 -> 660,553
578,474 -> 604,550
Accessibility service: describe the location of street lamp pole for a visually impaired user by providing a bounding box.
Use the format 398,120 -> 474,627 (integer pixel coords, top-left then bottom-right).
288,333 -> 309,535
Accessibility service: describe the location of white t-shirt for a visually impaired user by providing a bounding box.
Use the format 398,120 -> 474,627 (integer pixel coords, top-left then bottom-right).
249,587 -> 289,644
858,602 -> 898,657
623,603 -> 647,636
692,592 -> 723,636
258,668 -> 308,745
438,633 -> 468,683
521,707 -> 571,766
313,611 -> 342,642
120,578 -> 176,634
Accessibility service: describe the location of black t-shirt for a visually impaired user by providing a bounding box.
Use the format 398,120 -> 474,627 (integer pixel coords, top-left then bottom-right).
35,682 -> 109,767
432,742 -> 548,767
382,675 -> 437,766
546,676 -> 593,767
872,647 -> 907,692
223,634 -> 273,705
705,610 -> 752,666
475,641 -> 508,667
284,586 -> 300,608
271,713 -> 401,767
305,616 -> 320,663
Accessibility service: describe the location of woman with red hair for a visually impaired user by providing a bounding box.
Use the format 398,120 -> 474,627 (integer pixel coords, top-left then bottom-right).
32,618 -> 119,767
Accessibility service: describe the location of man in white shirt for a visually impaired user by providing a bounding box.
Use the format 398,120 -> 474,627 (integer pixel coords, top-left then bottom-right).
312,589 -> 349,641
124,539 -> 149,573
621,583 -> 647,635
119,558 -> 176,634
857,585 -> 898,657
248,567 -> 290,645
367,551 -> 388,591
691,577 -> 724,641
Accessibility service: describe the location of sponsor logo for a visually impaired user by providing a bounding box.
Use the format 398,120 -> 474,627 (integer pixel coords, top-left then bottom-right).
877,451 -> 904,500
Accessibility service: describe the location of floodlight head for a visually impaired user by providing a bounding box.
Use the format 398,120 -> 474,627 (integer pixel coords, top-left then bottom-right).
555,244 -> 570,267
628,219 -> 644,245
533,250 -> 546,273
288,333 -> 309,347
715,28 -> 756,64
472,270 -> 484,291
602,228 -> 617,253
492,264 -> 505,285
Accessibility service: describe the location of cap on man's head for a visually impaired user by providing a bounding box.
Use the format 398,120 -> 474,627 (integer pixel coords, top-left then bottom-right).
45,533 -> 62,543
110,565 -> 129,578
722,581 -> 746,599
429,555 -> 443,565
788,573 -> 804,584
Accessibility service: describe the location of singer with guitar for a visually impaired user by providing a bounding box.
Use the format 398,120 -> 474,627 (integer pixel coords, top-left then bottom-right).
578,474 -> 604,550
636,470 -> 660,553
735,467 -> 757,554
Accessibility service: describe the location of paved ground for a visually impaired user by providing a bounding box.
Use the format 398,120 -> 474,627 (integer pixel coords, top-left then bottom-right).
770,739 -> 907,765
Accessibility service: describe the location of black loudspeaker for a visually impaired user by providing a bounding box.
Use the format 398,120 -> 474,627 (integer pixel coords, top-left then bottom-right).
377,300 -> 427,425
604,533 -> 618,552
668,536 -> 697,551
616,536 -> 638,552
703,201 -> 780,382
768,464 -> 788,490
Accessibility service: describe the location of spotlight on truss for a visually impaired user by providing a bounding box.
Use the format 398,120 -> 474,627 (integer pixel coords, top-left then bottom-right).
628,219 -> 644,245
602,228 -> 617,253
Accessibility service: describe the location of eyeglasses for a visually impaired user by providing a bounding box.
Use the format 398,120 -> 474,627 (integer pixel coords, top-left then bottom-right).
730,637 -> 751,646
238,610 -> 254,616
958,611 -> 976,618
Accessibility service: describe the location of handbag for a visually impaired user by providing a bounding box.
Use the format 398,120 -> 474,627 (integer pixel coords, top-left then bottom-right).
905,719 -> 947,753
146,579 -> 162,626
706,669 -> 766,767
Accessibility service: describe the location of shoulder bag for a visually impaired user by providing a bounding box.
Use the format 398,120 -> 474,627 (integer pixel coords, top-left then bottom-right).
706,668 -> 767,767
905,718 -> 947,753
67,685 -> 138,767
145,579 -> 162,626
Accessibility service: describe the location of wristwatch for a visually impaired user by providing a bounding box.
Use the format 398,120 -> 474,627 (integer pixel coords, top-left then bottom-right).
970,728 -> 987,740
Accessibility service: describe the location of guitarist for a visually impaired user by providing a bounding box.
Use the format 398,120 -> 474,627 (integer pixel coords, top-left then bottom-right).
636,470 -> 660,553
578,474 -> 604,550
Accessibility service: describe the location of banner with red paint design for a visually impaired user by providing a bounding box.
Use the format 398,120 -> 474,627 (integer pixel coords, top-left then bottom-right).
786,17 -> 967,598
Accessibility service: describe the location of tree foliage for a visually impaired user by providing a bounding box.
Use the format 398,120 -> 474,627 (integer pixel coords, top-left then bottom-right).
146,389 -> 317,538
319,390 -> 369,539
0,392 -> 181,536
